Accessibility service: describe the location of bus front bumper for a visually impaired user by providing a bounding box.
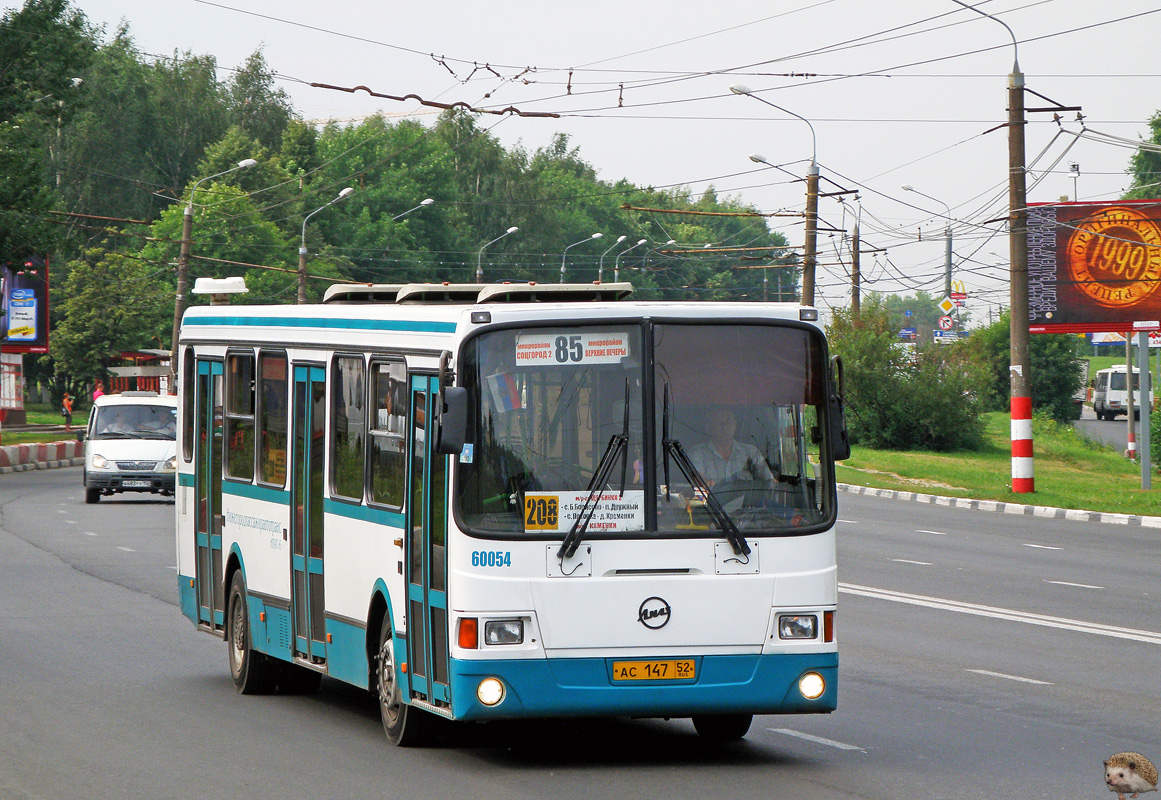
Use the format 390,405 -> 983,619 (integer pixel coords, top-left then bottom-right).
448,652 -> 837,721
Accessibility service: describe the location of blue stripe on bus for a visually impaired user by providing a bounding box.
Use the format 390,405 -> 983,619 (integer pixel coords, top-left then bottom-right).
448,652 -> 838,721
323,498 -> 405,528
223,480 -> 291,505
184,315 -> 457,334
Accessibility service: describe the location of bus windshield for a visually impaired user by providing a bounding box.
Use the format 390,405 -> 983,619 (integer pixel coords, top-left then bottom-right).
456,321 -> 834,538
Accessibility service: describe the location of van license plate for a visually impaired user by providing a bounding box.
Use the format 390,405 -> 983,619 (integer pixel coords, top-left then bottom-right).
611,659 -> 695,681
122,480 -> 151,488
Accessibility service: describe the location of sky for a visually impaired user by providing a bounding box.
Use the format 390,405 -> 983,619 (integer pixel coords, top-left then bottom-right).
25,0 -> 1161,319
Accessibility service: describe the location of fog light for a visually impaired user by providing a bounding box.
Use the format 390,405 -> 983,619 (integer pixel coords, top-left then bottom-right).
799,672 -> 825,700
778,614 -> 818,640
477,677 -> 505,706
484,619 -> 524,645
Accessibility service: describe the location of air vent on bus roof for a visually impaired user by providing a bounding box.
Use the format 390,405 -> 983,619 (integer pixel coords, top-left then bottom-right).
321,281 -> 634,304
322,284 -> 403,304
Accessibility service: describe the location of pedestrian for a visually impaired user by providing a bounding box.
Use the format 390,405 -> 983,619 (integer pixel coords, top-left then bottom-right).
61,392 -> 74,432
92,379 -> 104,402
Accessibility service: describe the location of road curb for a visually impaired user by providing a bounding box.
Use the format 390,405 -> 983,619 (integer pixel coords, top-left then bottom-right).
839,483 -> 1161,528
0,441 -> 84,474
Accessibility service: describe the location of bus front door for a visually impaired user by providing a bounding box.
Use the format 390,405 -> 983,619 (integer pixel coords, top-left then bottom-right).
291,365 -> 327,663
405,375 -> 451,708
194,360 -> 224,630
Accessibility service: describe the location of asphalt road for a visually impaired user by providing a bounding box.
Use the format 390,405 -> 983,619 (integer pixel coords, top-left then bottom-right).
1,468 -> 1156,800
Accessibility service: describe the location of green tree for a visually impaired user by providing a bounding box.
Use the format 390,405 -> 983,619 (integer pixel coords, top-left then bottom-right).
0,0 -> 93,125
144,51 -> 228,198
961,312 -> 1084,421
52,248 -> 171,382
1125,111 -> 1161,200
225,49 -> 293,153
827,297 -> 984,450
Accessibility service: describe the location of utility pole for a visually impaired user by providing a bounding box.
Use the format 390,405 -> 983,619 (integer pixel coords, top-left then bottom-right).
802,164 -> 819,307
169,205 -> 194,393
851,224 -> 861,316
1008,62 -> 1033,494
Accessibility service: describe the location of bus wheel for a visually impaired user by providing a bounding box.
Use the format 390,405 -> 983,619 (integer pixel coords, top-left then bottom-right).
376,616 -> 430,746
227,572 -> 278,695
692,713 -> 753,742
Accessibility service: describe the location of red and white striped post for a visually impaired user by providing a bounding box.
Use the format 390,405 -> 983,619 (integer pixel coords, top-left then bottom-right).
1010,396 -> 1034,493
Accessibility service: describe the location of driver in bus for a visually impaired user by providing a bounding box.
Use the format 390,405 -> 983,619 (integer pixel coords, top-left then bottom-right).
689,406 -> 774,486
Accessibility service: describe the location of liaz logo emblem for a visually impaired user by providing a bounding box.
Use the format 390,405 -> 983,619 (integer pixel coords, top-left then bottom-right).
638,596 -> 671,629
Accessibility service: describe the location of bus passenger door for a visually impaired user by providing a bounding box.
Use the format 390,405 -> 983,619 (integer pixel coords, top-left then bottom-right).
291,365 -> 327,663
194,360 -> 224,630
405,375 -> 451,707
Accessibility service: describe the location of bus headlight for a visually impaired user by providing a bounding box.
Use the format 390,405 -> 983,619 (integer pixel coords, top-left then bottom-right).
799,672 -> 825,700
477,677 -> 505,706
778,614 -> 818,639
484,619 -> 524,645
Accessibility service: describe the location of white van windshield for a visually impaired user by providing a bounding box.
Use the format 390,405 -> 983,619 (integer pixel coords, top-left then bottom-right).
92,404 -> 177,440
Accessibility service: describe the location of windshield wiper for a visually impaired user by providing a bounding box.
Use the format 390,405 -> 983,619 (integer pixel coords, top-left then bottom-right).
661,382 -> 750,557
557,379 -> 631,560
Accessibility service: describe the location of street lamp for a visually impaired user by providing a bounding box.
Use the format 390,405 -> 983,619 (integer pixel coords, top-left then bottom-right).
476,226 -> 519,282
598,235 -> 627,282
170,157 -> 258,390
731,83 -> 820,307
615,238 -> 647,282
901,184 -> 954,299
644,239 -> 676,273
560,232 -> 603,283
393,197 -> 434,221
299,187 -> 355,304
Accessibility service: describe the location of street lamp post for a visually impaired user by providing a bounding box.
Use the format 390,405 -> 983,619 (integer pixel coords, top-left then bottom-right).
169,157 -> 258,390
614,238 -> 647,282
951,0 -> 1032,493
901,184 -> 954,299
560,232 -> 603,283
476,226 -> 519,282
731,84 -> 819,306
299,187 -> 355,304
393,197 -> 434,221
598,235 -> 627,282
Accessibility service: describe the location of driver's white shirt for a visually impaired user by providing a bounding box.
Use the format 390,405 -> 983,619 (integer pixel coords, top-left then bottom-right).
688,441 -> 773,485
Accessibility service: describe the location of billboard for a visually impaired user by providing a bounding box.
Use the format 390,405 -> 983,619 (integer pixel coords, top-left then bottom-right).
0,256 -> 50,353
1027,201 -> 1161,334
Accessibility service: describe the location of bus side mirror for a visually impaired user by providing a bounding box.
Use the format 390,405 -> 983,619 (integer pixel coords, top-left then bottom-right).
436,387 -> 467,455
829,355 -> 851,461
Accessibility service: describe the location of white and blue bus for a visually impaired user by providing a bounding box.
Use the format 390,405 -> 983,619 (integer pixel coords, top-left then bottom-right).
175,281 -> 850,745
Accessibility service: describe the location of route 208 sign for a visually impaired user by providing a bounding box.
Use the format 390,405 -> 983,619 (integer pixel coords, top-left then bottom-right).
514,331 -> 630,365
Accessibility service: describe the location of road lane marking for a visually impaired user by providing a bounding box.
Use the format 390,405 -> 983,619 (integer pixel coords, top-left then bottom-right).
1023,543 -> 1062,550
838,519 -> 858,524
1044,580 -> 1104,589
116,546 -> 135,553
767,728 -> 866,752
838,583 -> 1161,645
84,531 -> 97,536
967,669 -> 1052,685
915,529 -> 947,535
891,559 -> 933,565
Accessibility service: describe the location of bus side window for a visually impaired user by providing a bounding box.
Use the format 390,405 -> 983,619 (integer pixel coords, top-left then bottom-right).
257,352 -> 288,486
225,352 -> 256,481
369,361 -> 408,508
331,355 -> 366,501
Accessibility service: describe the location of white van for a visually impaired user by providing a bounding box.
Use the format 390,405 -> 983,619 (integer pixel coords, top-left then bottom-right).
81,391 -> 178,503
1092,365 -> 1154,421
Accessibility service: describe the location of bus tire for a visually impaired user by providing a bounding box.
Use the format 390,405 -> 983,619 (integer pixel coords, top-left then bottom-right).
692,713 -> 753,742
376,616 -> 430,747
227,571 -> 278,695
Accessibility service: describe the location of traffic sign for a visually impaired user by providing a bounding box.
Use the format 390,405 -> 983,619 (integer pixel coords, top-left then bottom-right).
938,315 -> 954,330
938,297 -> 955,315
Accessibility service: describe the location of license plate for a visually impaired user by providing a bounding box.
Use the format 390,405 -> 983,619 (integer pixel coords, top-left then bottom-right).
611,659 -> 695,681
122,480 -> 151,488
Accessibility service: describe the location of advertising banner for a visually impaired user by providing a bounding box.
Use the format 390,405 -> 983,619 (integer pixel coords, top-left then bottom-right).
1027,201 -> 1161,334
0,256 -> 50,353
